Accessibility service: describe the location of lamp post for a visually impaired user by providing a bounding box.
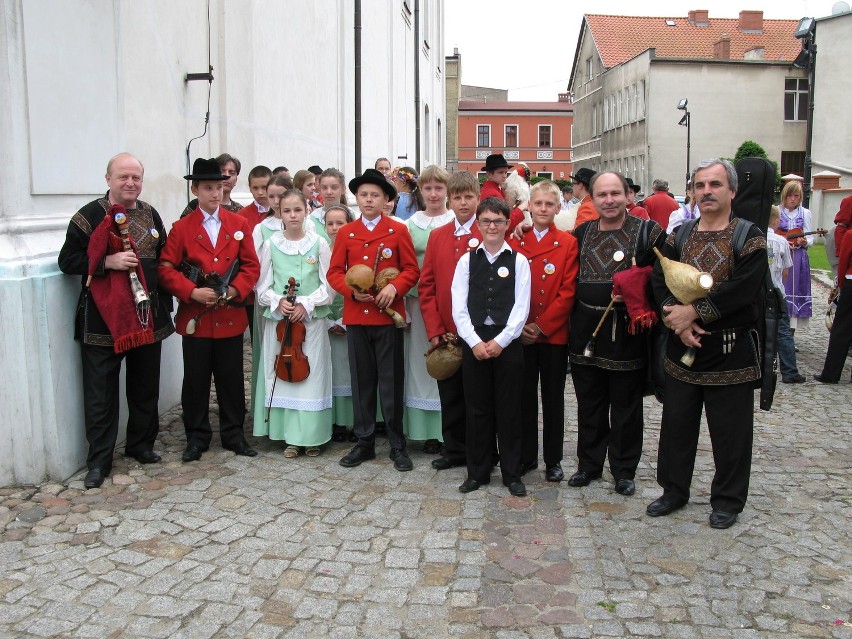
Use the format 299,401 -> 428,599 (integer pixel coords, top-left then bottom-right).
793,17 -> 816,207
677,98 -> 690,191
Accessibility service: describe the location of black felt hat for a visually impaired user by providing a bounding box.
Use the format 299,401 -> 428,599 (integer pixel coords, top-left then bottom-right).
570,167 -> 596,187
625,177 -> 642,193
481,154 -> 513,172
184,158 -> 228,181
307,165 -> 323,175
349,168 -> 397,200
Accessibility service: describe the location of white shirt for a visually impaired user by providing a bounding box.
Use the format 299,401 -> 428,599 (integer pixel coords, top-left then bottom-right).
453,216 -> 476,236
253,200 -> 267,214
451,241 -> 531,350
767,228 -> 793,290
666,203 -> 700,234
779,205 -> 814,247
361,215 -> 381,231
201,208 -> 221,247
533,227 -> 549,242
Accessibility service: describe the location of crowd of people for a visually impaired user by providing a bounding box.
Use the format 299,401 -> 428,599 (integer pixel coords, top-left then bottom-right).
58,151 -> 850,529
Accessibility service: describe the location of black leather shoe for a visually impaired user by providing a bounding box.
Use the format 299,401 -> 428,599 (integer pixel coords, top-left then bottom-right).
709,509 -> 738,529
545,464 -> 564,482
431,456 -> 464,471
519,460 -> 538,476
331,425 -> 349,442
614,478 -> 636,496
782,374 -> 806,383
459,478 -> 488,493
567,470 -> 601,487
339,446 -> 376,467
129,450 -> 161,464
84,468 -> 105,489
646,494 -> 687,517
389,448 -> 413,472
422,439 -> 442,455
182,444 -> 203,462
814,374 -> 838,384
505,480 -> 527,497
227,441 -> 258,457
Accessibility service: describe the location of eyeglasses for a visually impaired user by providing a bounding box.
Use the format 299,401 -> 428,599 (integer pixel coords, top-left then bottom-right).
478,217 -> 508,228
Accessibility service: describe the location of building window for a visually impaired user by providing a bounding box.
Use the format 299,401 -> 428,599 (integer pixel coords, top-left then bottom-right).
785,78 -> 808,121
781,151 -> 805,176
637,81 -> 645,119
504,125 -> 518,148
537,172 -> 553,179
477,171 -> 487,180
626,88 -> 632,123
538,125 -> 552,148
477,125 -> 490,148
586,57 -> 594,82
592,107 -> 596,136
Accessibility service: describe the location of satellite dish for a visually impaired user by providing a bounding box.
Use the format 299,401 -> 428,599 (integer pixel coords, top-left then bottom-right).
832,1 -> 851,14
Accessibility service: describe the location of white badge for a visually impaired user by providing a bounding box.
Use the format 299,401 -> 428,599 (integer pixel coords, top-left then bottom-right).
544,263 -> 556,275
382,247 -> 393,259
497,266 -> 509,278
151,228 -> 160,239
234,231 -> 244,241
613,250 -> 625,262
468,238 -> 480,248
114,212 -> 127,224
306,255 -> 317,264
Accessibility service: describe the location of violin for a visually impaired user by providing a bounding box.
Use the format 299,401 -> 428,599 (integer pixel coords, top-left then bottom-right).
274,277 -> 310,383
777,227 -> 828,248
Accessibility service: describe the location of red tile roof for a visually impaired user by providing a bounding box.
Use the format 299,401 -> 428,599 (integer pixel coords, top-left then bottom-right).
585,13 -> 802,67
459,101 -> 574,112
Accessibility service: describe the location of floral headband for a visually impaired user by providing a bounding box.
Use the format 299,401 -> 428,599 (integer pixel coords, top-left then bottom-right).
391,167 -> 418,184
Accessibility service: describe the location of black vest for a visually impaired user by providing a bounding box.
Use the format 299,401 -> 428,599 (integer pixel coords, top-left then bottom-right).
468,248 -> 516,326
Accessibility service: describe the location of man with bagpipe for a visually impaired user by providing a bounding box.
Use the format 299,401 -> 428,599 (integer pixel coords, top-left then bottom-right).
59,153 -> 175,488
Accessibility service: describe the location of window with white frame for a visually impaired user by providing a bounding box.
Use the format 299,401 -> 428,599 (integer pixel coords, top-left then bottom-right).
477,125 -> 490,147
586,57 -> 594,82
504,125 -> 518,148
637,81 -> 645,119
784,78 -> 808,121
537,172 -> 553,179
538,125 -> 552,148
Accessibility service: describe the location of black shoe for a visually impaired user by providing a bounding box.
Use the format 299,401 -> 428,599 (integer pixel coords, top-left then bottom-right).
646,494 -> 688,517
709,510 -> 738,529
331,425 -> 349,443
614,478 -> 636,496
374,421 -> 387,436
431,456 -> 464,471
545,464 -> 564,482
128,450 -> 161,464
389,448 -> 413,472
182,444 -> 203,462
422,439 -> 442,455
567,470 -> 601,487
339,446 -> 376,467
505,480 -> 527,497
519,460 -> 538,476
782,374 -> 806,383
814,374 -> 839,384
459,478 -> 488,493
84,468 -> 106,489
226,441 -> 258,457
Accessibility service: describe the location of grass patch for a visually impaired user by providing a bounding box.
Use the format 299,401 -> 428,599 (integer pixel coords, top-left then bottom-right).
808,244 -> 830,271
596,601 -> 616,612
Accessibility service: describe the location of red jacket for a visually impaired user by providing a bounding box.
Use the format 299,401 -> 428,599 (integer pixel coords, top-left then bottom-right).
419,222 -> 484,339
158,209 -> 260,338
508,226 -> 579,344
839,225 -> 852,281
327,216 -> 420,325
480,180 -> 504,201
643,192 -> 679,229
627,203 -> 650,220
573,195 -> 598,229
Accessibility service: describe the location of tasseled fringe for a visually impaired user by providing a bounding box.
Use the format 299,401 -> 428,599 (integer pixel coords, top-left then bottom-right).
627,312 -> 659,335
113,329 -> 155,354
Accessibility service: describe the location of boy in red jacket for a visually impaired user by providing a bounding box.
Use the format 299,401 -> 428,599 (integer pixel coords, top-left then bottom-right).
159,158 -> 260,462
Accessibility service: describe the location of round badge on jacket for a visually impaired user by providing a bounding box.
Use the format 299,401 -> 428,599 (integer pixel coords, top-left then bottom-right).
234,231 -> 244,241
613,250 -> 625,262
151,228 -> 160,239
497,266 -> 509,278
306,255 -> 317,264
544,263 -> 556,275
382,247 -> 393,259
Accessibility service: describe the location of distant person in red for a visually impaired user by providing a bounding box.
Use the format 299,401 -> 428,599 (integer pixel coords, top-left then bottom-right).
570,168 -> 598,229
642,179 -> 680,229
480,154 -> 512,201
625,178 -> 649,220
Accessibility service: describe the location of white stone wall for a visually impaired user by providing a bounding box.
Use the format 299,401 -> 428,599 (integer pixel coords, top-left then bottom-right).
0,0 -> 445,485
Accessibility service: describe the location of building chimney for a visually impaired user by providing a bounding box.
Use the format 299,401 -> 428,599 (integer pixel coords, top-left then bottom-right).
558,92 -> 571,102
714,33 -> 731,59
739,10 -> 764,33
689,9 -> 710,26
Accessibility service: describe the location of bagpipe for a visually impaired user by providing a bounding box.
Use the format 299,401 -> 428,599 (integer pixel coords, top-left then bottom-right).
344,243 -> 407,328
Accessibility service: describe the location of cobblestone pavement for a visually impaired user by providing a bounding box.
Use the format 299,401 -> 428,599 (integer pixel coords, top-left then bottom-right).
1,277 -> 851,638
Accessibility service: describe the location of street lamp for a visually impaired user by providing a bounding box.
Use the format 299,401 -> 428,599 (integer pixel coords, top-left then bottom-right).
677,98 -> 690,191
793,17 -> 816,207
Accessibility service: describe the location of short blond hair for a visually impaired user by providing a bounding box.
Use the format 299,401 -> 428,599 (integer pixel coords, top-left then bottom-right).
530,179 -> 561,202
448,171 -> 480,197
419,164 -> 449,186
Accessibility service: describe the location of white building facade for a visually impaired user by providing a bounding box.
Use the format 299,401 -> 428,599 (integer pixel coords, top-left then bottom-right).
0,0 -> 445,484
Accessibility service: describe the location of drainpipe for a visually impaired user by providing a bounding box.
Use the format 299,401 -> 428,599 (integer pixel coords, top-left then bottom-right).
414,0 -> 421,170
354,0 -> 362,175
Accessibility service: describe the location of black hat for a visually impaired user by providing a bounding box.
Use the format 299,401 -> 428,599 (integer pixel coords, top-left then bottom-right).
570,167 -> 596,187
349,168 -> 397,200
184,158 -> 228,181
307,165 -> 323,175
481,154 -> 513,172
625,177 -> 642,193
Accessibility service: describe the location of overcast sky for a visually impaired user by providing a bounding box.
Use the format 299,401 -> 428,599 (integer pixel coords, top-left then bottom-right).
444,0 -> 831,101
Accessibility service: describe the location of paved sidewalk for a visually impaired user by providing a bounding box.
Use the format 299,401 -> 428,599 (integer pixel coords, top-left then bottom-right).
1,278 -> 850,638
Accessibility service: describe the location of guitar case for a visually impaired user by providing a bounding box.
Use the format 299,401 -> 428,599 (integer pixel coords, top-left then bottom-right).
732,157 -> 775,233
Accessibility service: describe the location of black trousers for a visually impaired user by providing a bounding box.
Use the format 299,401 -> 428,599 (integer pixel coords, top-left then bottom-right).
571,362 -> 644,480
656,375 -> 754,513
80,340 -> 162,472
462,326 -> 523,484
521,343 -> 568,468
820,278 -> 852,382
181,335 -> 247,449
436,367 -> 466,464
347,324 -> 406,451
245,305 -> 255,341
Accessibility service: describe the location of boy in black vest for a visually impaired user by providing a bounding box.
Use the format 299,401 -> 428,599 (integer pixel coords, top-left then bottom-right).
451,197 -> 531,496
